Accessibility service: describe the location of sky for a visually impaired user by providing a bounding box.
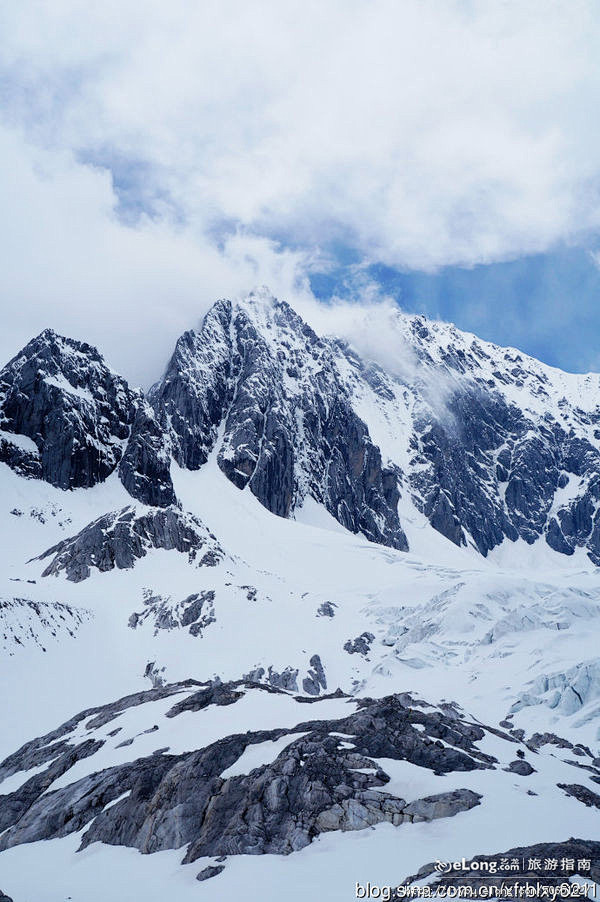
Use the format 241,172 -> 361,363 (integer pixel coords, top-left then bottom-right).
1,1 -> 600,386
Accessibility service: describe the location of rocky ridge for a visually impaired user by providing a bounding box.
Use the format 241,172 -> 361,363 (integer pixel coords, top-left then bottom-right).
0,681 -> 497,861
2,678 -> 597,886
35,505 -> 225,582
2,294 -> 600,563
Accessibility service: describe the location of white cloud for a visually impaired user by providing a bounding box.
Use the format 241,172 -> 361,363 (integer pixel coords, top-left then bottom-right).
1,0 -> 600,379
0,126 -> 316,385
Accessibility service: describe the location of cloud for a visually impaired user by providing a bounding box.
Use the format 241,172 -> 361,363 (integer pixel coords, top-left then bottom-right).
0,125 -> 317,386
294,288 -> 459,420
5,0 -> 600,263
1,1 -> 600,379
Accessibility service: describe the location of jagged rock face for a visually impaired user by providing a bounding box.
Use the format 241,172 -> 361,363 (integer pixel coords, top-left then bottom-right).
129,589 -> 216,636
0,329 -> 135,489
410,386 -> 600,558
151,294 -> 408,550
118,402 -> 176,507
302,653 -> 328,695
149,301 -> 234,471
0,432 -> 42,479
244,666 -> 300,692
0,684 -> 490,860
335,311 -> 600,562
409,389 -> 523,552
36,505 -> 224,582
151,293 -> 600,560
558,783 -> 600,809
418,335 -> 600,564
344,632 -> 375,656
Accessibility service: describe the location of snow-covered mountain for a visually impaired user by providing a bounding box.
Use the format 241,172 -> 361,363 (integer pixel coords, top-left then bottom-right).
1,290 -> 599,901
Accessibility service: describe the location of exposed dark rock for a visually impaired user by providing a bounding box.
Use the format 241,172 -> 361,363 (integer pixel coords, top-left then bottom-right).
165,681 -> 247,718
302,654 -> 327,695
150,295 -> 408,550
267,667 -> 299,692
572,745 -> 592,757
196,865 -> 225,881
118,402 -> 176,507
0,681 -> 200,786
400,318 -> 600,562
506,759 -> 535,776
4,299 -> 600,561
0,736 -> 104,834
561,759 -> 600,779
293,689 -> 349,704
410,392 -> 522,553
0,433 -> 42,479
344,632 -> 375,656
3,299 -> 600,562
143,661 -> 166,688
149,301 -> 234,471
317,602 -> 337,618
558,783 -> 600,809
0,329 -> 135,489
243,666 -> 299,692
0,686 -> 492,862
36,506 -> 224,582
130,590 -> 217,637
527,732 -> 574,752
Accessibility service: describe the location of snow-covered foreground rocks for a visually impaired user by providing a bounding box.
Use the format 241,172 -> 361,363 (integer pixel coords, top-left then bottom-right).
1,680 -> 599,901
1,291 -> 600,900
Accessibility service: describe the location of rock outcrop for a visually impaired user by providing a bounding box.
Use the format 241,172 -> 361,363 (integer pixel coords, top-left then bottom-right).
0,685 -> 493,861
118,401 -> 176,507
36,506 -> 224,581
129,589 -> 217,636
0,329 -> 135,489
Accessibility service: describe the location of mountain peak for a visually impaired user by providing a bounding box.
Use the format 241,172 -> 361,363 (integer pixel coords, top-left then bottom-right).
150,293 -> 408,549
19,327 -> 103,363
3,292 -> 600,564
0,329 -> 135,490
